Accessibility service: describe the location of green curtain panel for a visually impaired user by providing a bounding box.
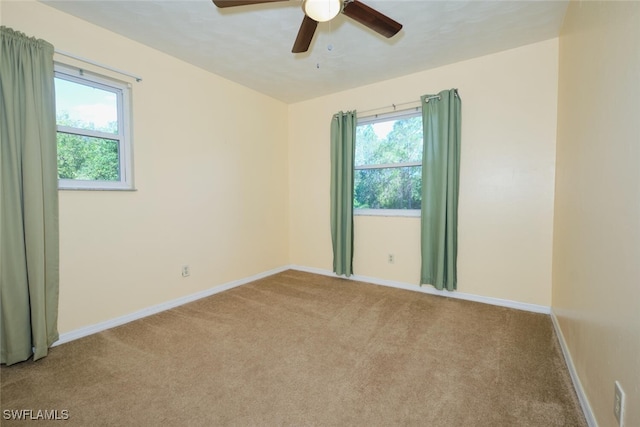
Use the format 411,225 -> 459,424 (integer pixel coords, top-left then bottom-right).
420,89 -> 461,291
1,27 -> 60,365
330,111 -> 356,277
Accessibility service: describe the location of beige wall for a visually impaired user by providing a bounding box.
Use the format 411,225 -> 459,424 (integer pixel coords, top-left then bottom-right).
2,1 -> 290,333
554,1 -> 640,426
289,39 -> 559,306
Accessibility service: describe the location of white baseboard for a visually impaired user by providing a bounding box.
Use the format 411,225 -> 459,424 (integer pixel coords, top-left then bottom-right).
290,265 -> 551,314
55,265 -> 290,346
56,264 -> 549,347
550,310 -> 598,427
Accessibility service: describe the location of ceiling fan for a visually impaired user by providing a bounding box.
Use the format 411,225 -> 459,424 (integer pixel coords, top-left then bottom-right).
212,0 -> 403,53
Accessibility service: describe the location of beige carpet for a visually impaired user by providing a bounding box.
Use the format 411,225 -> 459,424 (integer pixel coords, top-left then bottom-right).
1,270 -> 586,426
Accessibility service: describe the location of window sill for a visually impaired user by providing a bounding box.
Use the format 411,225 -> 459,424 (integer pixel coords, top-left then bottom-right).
355,209 -> 420,218
58,187 -> 137,192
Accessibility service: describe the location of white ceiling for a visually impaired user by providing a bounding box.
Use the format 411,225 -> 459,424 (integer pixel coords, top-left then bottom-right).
42,0 -> 569,103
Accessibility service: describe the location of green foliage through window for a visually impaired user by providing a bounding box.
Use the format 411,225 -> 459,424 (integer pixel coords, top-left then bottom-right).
354,113 -> 423,210
57,132 -> 120,181
54,64 -> 132,189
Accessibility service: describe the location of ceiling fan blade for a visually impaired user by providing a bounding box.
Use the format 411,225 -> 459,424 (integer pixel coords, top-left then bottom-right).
292,15 -> 318,53
342,0 -> 402,38
212,0 -> 287,8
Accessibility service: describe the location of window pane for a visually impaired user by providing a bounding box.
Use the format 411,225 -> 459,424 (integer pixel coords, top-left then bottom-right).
355,115 -> 422,166
354,166 -> 422,209
55,77 -> 118,134
57,132 -> 120,181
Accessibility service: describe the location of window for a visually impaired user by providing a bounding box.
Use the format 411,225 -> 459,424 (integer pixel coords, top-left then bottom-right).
54,64 -> 133,190
354,109 -> 422,216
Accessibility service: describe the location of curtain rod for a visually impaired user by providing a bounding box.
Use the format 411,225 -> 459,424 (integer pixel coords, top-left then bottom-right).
357,99 -> 421,117
358,93 -> 455,117
54,49 -> 143,82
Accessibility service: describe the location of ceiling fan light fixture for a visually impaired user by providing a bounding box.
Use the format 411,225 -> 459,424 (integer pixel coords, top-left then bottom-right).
303,0 -> 343,22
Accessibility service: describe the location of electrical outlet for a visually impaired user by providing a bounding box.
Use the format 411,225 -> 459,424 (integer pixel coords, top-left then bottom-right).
388,254 -> 395,264
181,265 -> 190,277
614,381 -> 625,426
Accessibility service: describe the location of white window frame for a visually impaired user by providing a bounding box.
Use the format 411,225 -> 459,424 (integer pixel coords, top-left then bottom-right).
355,108 -> 422,217
54,63 -> 134,190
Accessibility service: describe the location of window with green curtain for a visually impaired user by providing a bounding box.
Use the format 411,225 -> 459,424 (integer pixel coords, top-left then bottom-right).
0,26 -> 60,365
420,89 -> 461,291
